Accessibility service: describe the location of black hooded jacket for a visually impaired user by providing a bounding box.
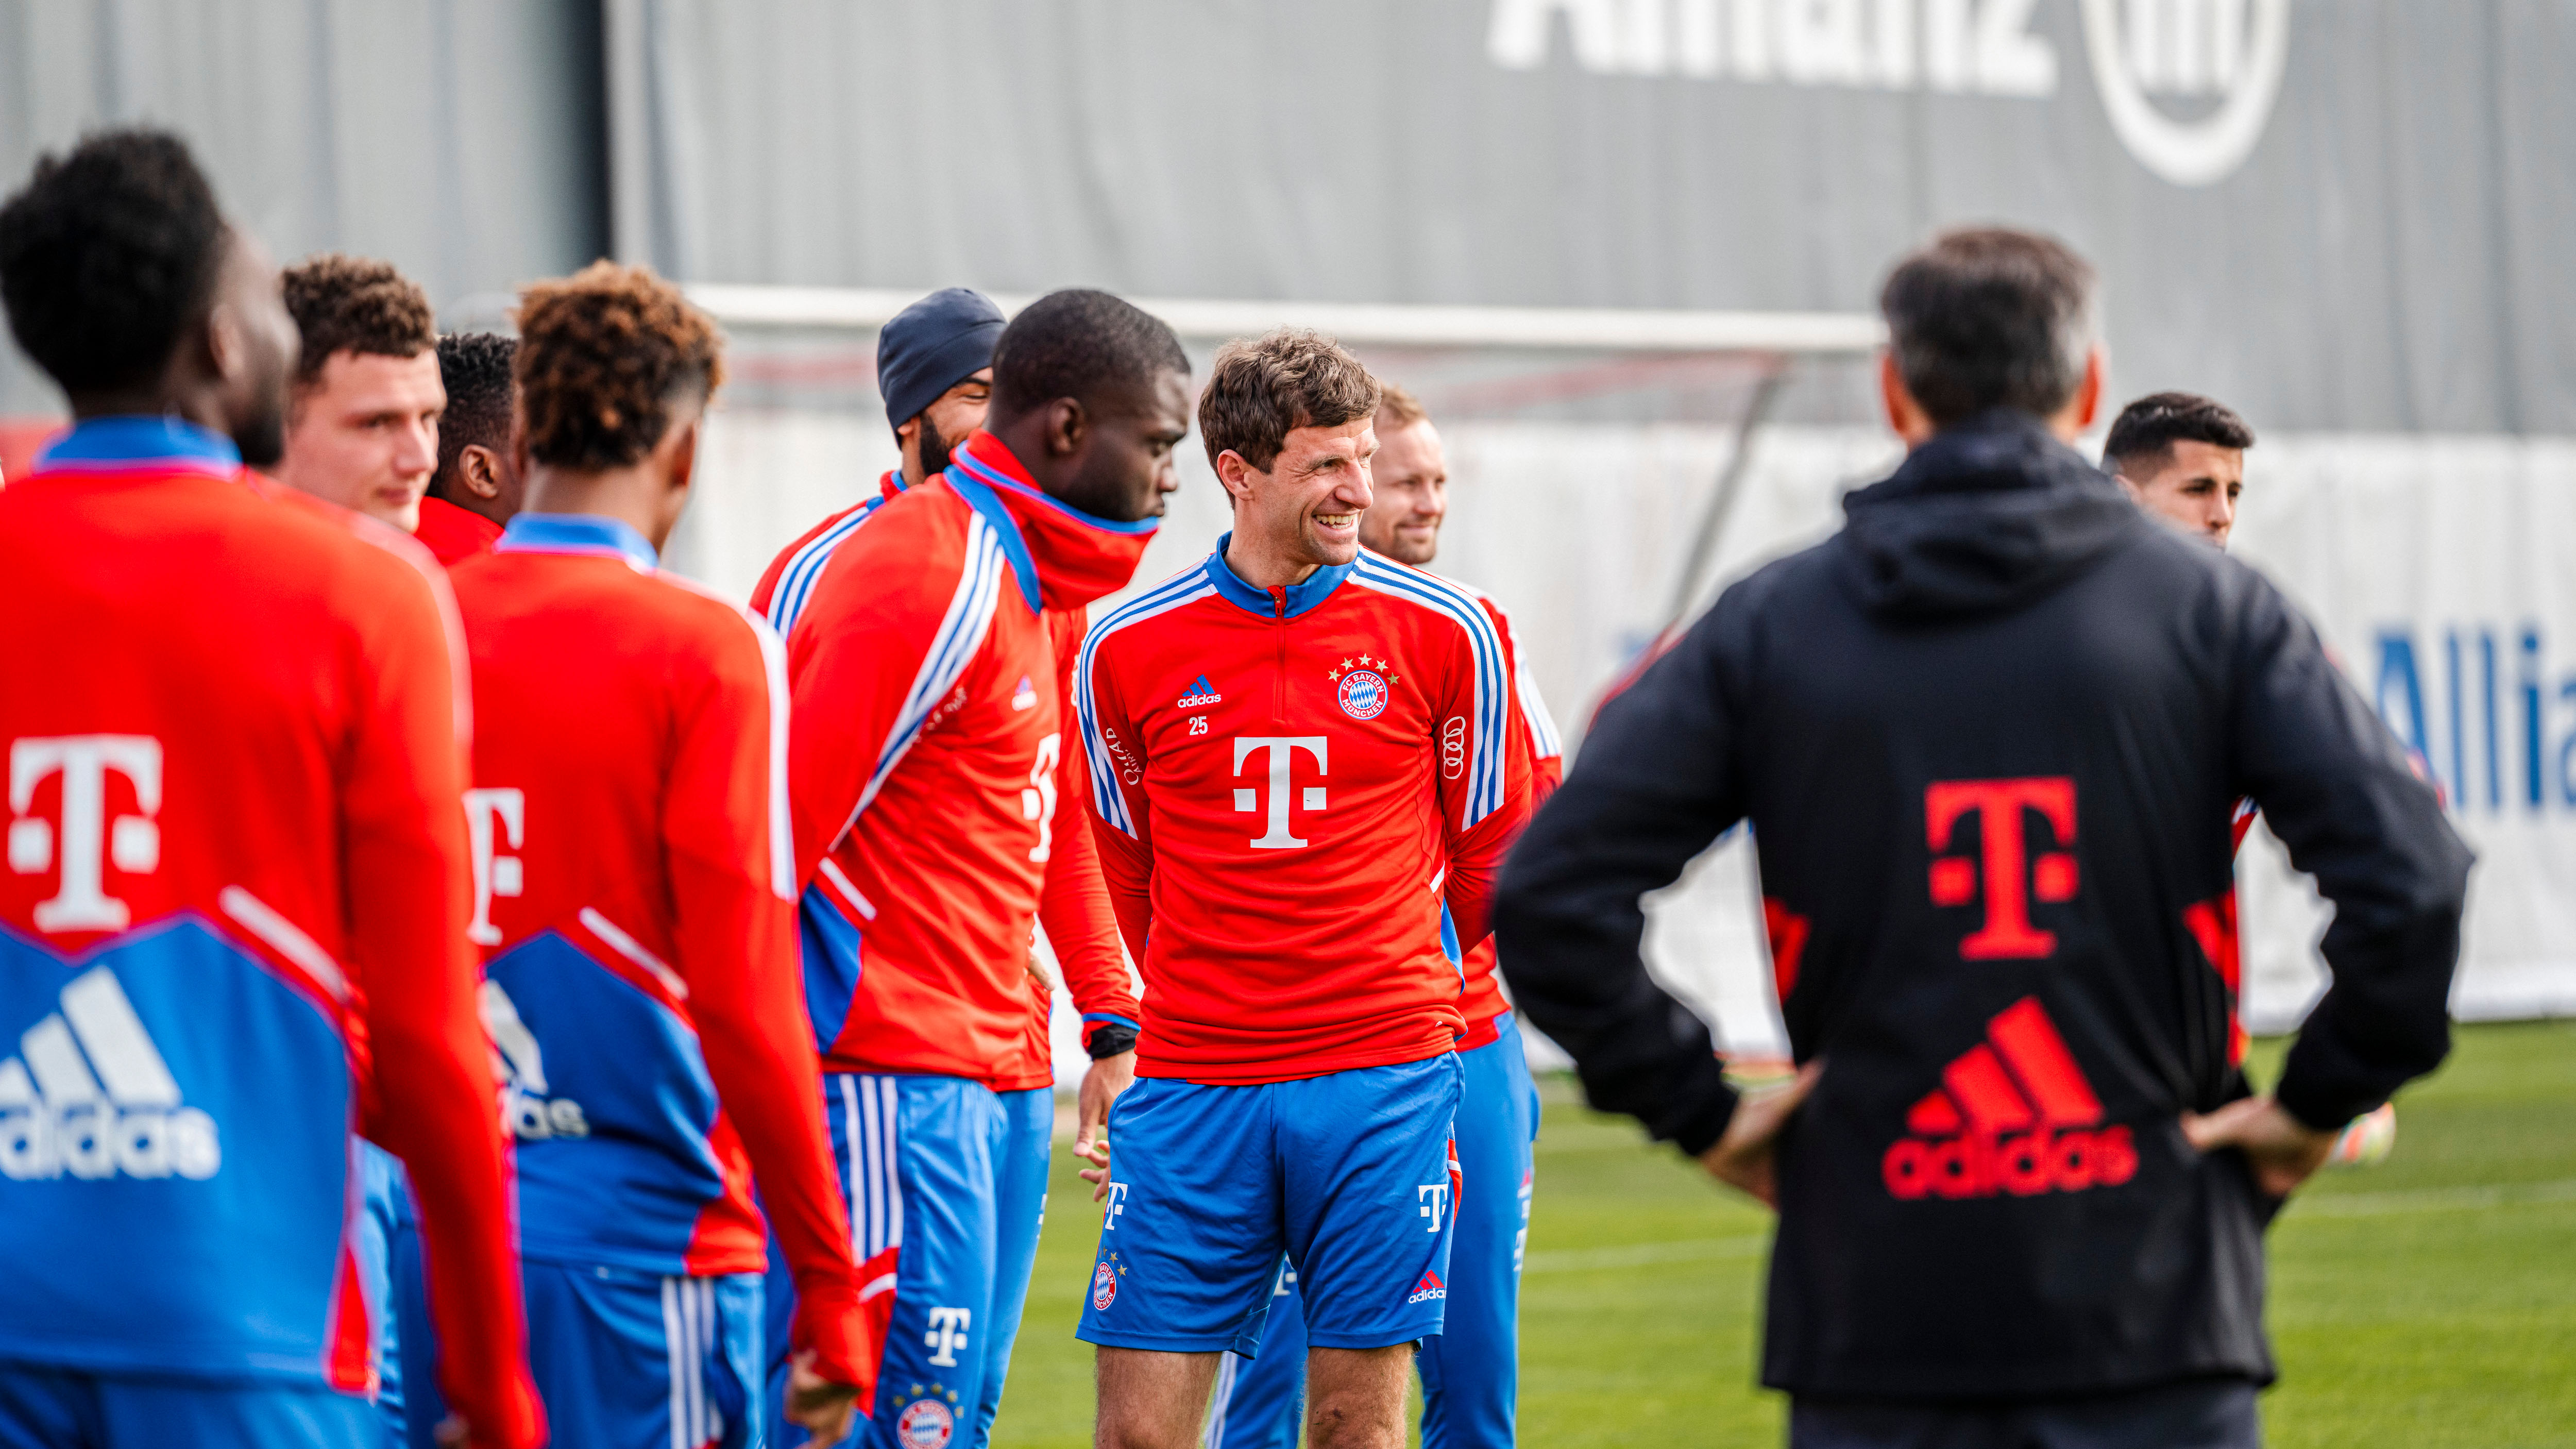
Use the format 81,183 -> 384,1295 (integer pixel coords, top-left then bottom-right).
1496,411 -> 2472,1402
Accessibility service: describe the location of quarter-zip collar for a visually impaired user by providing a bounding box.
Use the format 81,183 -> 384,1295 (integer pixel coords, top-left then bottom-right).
33,415 -> 240,477
944,430 -> 1157,615
1204,531 -> 1354,619
495,512 -> 659,571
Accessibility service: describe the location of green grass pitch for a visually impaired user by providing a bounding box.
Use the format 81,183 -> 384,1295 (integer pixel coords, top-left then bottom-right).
989,1020 -> 2576,1447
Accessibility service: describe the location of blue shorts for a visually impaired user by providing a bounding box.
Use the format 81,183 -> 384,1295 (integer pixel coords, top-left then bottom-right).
522,1261 -> 762,1449
0,1366 -> 376,1448
766,1072 -> 1050,1449
1201,1019 -> 1541,1449
1077,1054 -> 1462,1355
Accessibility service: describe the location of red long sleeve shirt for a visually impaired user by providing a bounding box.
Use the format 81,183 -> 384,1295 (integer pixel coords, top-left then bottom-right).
0,418 -> 542,1448
748,441 -> 1148,1083
1076,541 -> 1534,1083
447,513 -> 865,1384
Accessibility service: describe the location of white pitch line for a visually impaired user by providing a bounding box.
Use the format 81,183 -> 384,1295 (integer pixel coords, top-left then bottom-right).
2287,1176 -> 2576,1219
1522,1236 -> 1769,1274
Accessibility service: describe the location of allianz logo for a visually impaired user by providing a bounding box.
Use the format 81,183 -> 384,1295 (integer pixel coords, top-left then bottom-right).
480,980 -> 589,1142
0,966 -> 220,1182
1489,0 -> 2290,185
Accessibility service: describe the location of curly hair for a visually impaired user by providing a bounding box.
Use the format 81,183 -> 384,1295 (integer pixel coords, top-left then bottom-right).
282,252 -> 435,386
0,128 -> 226,395
432,331 -> 517,494
1198,330 -> 1381,473
514,261 -> 724,471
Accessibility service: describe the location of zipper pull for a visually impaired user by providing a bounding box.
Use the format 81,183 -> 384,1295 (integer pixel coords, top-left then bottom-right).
1269,585 -> 1287,618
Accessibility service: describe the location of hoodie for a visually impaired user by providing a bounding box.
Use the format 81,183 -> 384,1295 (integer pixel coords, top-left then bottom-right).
1496,410 -> 2471,1402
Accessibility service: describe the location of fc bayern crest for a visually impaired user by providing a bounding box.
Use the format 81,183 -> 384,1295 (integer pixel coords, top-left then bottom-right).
1337,669 -> 1389,720
1091,1261 -> 1118,1310
896,1397 -> 955,1449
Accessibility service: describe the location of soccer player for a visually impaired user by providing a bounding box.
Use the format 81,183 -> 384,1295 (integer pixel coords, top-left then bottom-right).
275,254 -> 446,532
1498,228 -> 2470,1449
415,331 -> 523,563
2104,390 -> 2253,548
0,129 -> 542,1449
443,260 -> 866,1448
1201,382 -> 1559,1449
751,288 -> 1185,1447
1076,331 -> 1533,1449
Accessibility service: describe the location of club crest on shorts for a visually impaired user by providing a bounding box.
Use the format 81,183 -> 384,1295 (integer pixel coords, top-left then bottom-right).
1091,1259 -> 1118,1310
895,1395 -> 955,1449
1328,654 -> 1396,720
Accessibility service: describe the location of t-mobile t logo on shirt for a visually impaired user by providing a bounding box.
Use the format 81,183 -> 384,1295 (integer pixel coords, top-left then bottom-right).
1232,736 -> 1328,850
8,735 -> 163,933
1925,776 -> 2078,959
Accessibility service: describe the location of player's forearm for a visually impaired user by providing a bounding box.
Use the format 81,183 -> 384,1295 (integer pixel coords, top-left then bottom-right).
1039,810 -> 1141,1036
1495,782 -> 1741,1155
370,1000 -> 547,1446
686,916 -> 867,1377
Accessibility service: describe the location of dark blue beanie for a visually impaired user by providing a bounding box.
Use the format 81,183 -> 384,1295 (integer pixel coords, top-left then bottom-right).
877,287 -> 1006,432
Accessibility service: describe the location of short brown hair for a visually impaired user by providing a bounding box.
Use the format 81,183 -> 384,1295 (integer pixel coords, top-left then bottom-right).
282,252 -> 434,388
2102,391 -> 2255,477
1374,380 -> 1428,432
1199,330 -> 1380,472
515,261 -> 724,471
1879,227 -> 2095,427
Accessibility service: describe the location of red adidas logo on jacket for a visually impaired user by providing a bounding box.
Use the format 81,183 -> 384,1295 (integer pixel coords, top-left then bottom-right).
1881,996 -> 2138,1201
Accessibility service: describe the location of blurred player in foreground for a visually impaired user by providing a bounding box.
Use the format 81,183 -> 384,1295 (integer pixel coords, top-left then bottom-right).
415,331 -> 524,563
444,261 -> 865,1447
1201,383 -> 1560,1449
0,128 -> 541,1449
1076,332 -> 1532,1449
275,254 -> 446,532
751,289 -> 1184,1447
1499,228 -> 2471,1449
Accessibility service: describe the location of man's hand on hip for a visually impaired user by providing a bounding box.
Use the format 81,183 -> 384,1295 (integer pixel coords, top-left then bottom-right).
1698,1060 -> 1822,1208
2182,1094 -> 2340,1199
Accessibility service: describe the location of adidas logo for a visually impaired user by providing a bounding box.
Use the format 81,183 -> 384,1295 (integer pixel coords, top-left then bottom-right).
1175,675 -> 1222,709
1406,1270 -> 1447,1305
1011,675 -> 1039,712
0,965 -> 220,1182
480,980 -> 588,1141
1881,996 -> 2137,1202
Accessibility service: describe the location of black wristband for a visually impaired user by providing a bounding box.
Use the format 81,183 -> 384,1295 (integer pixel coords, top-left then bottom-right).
1087,1023 -> 1139,1059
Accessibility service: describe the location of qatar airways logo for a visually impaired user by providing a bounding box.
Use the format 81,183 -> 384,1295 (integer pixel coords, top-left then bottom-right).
8,735 -> 163,933
1233,736 -> 1328,850
1489,0 -> 2289,186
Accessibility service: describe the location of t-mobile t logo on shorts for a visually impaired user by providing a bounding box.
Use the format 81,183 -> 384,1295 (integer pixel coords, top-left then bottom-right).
923,1306 -> 971,1367
1417,1181 -> 1452,1233
1103,1181 -> 1128,1229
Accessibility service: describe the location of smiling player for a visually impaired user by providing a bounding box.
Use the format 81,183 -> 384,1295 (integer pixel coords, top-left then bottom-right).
1075,332 -> 1533,1449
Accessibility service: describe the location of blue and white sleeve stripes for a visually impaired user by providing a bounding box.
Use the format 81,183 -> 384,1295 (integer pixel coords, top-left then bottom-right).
1350,557 -> 1516,830
830,517 -> 1007,844
1074,564 -> 1219,838
764,496 -> 889,636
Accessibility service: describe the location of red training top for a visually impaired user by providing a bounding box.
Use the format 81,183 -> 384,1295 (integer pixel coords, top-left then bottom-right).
1076,541 -> 1534,1084
0,417 -> 543,1448
447,513 -> 866,1387
414,495 -> 504,565
748,437 -> 1147,1083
